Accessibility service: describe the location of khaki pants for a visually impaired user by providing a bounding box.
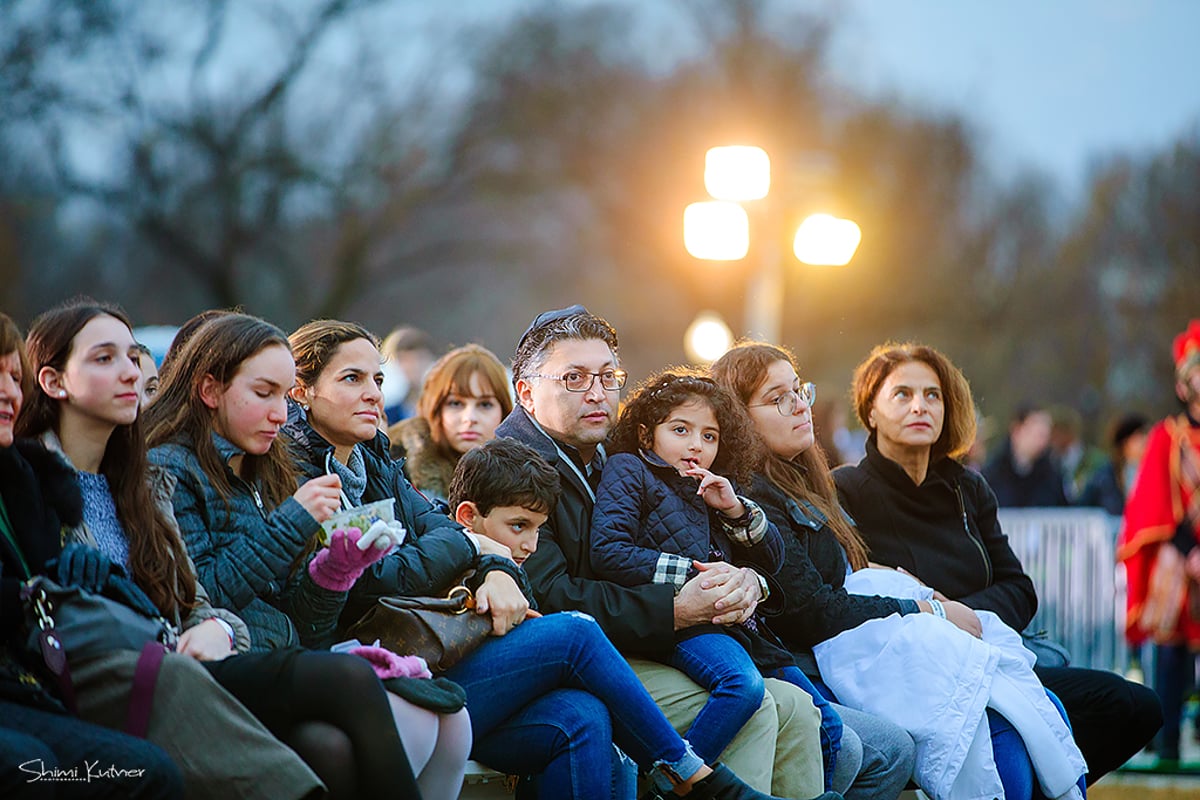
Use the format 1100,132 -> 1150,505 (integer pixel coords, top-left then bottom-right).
628,657 -> 823,799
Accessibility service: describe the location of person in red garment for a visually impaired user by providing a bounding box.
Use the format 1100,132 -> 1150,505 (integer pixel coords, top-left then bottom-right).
1119,319 -> 1200,764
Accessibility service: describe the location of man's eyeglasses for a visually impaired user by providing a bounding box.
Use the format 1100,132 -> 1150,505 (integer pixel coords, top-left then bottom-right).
748,382 -> 816,416
531,369 -> 628,393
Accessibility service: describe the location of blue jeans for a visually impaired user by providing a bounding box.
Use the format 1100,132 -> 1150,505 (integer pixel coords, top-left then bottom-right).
670,633 -> 765,764
672,633 -> 842,790
441,612 -> 705,798
990,689 -> 1086,800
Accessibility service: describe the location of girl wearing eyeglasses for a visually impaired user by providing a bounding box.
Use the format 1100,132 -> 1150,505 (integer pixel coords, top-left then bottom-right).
589,368 -> 845,793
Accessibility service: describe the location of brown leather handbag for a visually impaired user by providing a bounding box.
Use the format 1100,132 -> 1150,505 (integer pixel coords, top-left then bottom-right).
346,586 -> 492,672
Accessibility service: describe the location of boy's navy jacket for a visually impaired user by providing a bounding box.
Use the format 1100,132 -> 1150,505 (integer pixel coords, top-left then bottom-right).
590,450 -> 784,587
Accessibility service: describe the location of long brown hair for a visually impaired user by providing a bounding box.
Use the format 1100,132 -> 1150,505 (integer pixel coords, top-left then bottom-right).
711,342 -> 869,570
416,344 -> 513,461
849,342 -> 976,462
16,300 -> 197,617
159,308 -> 234,384
144,313 -> 298,512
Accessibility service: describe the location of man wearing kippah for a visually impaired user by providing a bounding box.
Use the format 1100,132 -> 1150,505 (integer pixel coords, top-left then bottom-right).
497,305 -> 911,799
1118,319 -> 1200,764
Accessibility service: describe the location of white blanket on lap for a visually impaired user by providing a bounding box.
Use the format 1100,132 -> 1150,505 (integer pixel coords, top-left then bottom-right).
813,569 -> 1086,800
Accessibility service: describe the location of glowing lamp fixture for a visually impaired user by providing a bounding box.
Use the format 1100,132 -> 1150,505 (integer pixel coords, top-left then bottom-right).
793,214 -> 862,266
685,311 -> 734,364
704,146 -> 770,201
684,201 -> 750,261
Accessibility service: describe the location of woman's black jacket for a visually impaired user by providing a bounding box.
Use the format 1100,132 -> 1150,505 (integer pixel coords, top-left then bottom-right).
833,438 -> 1037,631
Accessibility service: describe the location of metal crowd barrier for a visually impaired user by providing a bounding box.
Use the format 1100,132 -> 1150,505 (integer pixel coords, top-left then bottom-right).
997,507 -> 1125,673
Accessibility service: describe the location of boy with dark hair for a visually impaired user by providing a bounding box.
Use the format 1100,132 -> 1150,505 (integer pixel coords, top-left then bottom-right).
448,438 -> 560,568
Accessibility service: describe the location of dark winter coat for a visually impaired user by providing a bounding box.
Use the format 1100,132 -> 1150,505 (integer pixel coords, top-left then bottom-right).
284,410 -> 524,645
746,473 -> 920,676
150,433 -> 323,650
588,448 -> 793,668
591,450 -> 783,588
981,438 -> 1070,508
834,438 -> 1038,631
0,439 -> 81,709
1077,461 -> 1126,516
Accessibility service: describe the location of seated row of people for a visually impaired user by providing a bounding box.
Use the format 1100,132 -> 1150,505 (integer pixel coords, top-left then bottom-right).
0,299 -> 1163,800
0,302 -> 812,800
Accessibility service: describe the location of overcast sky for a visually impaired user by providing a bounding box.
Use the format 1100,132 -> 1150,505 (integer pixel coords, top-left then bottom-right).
824,0 -> 1200,194
457,0 -> 1200,195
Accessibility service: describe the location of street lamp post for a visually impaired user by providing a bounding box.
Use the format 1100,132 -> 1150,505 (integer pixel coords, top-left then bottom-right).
683,145 -> 861,347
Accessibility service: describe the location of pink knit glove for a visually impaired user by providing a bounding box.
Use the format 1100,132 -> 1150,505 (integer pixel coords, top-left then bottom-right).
308,527 -> 388,592
348,645 -> 432,680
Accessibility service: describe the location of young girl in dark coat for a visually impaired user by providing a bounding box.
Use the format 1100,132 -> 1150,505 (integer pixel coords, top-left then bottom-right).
590,369 -> 842,790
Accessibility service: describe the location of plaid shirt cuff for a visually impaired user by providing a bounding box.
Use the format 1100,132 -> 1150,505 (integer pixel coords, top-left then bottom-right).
721,497 -> 768,547
652,553 -> 693,593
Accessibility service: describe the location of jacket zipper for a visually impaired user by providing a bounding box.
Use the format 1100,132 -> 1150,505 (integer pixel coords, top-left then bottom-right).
955,482 -> 992,585
230,472 -> 268,520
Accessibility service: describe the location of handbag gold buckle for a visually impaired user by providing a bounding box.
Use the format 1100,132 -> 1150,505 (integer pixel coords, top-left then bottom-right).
445,585 -> 474,614
30,586 -> 55,631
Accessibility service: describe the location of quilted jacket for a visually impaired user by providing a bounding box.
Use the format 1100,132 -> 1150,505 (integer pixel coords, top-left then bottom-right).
590,450 -> 784,590
149,433 -> 322,651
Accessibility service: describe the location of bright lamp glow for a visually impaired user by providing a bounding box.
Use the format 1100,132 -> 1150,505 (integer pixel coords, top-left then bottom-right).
684,312 -> 733,364
704,146 -> 770,201
793,214 -> 862,266
684,201 -> 749,261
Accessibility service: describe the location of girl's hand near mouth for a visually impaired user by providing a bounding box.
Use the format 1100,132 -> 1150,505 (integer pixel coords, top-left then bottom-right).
685,466 -> 743,517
